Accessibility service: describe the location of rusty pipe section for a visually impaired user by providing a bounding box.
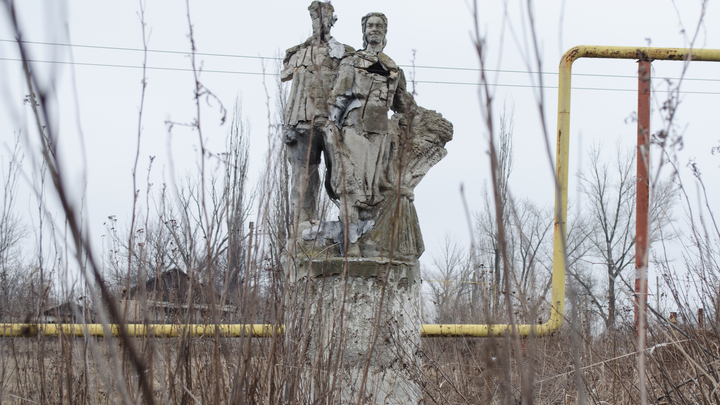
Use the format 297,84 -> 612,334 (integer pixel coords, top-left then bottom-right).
635,60 -> 651,342
0,324 -> 282,338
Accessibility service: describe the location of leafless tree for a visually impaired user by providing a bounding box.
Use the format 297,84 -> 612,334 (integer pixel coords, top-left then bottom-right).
223,99 -> 252,294
473,102 -> 514,316
0,136 -> 25,268
506,198 -> 553,317
423,235 -> 471,323
472,103 -> 575,323
0,135 -> 31,320
578,143 -> 636,330
0,136 -> 26,302
110,100 -> 253,304
576,141 -> 676,330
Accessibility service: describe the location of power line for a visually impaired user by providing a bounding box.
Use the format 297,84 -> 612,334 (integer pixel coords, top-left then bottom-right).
412,79 -> 720,94
0,57 -> 270,76
423,279 -> 496,286
412,64 -> 720,84
4,38 -> 720,83
2,56 -> 720,95
0,38 -> 280,61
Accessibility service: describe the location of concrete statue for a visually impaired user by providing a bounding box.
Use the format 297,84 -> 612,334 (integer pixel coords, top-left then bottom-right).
294,11 -> 453,261
281,1 -> 354,229
282,5 -> 452,404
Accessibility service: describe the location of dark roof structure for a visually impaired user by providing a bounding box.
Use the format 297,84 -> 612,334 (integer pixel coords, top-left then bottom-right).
43,302 -> 96,324
124,268 -> 223,305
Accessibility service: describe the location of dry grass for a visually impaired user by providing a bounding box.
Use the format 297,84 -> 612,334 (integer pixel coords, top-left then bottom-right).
2,1 -> 718,404
0,320 -> 718,404
421,324 -> 720,404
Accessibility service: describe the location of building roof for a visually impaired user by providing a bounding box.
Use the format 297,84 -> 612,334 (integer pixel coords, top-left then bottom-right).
124,268 -> 223,305
43,302 -> 96,323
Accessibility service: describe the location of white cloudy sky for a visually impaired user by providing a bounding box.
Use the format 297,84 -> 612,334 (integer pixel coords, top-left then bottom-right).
1,1 -> 718,281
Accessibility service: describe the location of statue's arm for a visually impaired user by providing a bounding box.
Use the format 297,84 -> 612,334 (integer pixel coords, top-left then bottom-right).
392,68 -> 417,115
328,58 -> 355,126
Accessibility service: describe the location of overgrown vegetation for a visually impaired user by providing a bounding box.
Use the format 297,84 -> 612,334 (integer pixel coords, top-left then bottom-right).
1,0 -> 719,404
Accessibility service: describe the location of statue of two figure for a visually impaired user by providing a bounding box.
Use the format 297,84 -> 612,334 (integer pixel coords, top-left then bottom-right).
282,1 -> 453,261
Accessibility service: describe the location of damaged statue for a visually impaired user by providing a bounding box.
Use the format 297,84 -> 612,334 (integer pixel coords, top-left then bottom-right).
281,1 -> 354,230
281,6 -> 454,404
300,11 -> 453,260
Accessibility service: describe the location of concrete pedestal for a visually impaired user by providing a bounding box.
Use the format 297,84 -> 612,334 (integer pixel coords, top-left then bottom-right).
286,257 -> 422,404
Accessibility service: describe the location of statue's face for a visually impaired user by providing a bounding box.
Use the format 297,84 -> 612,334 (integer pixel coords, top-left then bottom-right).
364,16 -> 386,46
311,11 -> 333,37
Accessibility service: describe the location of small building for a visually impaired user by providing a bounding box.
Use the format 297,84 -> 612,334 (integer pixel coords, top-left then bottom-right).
121,268 -> 236,323
42,302 -> 96,324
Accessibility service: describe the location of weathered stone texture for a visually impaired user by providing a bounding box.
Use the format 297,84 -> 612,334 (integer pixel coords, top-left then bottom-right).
288,260 -> 422,404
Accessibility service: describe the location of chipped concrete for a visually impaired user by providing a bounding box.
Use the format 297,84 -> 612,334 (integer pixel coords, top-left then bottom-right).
289,257 -> 420,284
287,260 -> 422,404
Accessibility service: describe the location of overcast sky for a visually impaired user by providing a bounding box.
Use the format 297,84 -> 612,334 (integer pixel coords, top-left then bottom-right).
1,1 -> 718,282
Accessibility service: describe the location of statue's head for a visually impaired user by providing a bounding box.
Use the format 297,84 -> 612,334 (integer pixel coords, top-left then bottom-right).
308,1 -> 336,40
361,12 -> 387,51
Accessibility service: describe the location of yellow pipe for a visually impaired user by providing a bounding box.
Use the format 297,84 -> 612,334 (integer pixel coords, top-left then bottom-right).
7,47 -> 718,340
0,324 -> 282,338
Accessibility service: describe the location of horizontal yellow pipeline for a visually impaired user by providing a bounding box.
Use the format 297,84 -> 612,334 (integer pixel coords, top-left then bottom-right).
0,324 -> 282,338
559,45 -> 720,64
420,319 -> 563,338
0,323 -> 555,338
